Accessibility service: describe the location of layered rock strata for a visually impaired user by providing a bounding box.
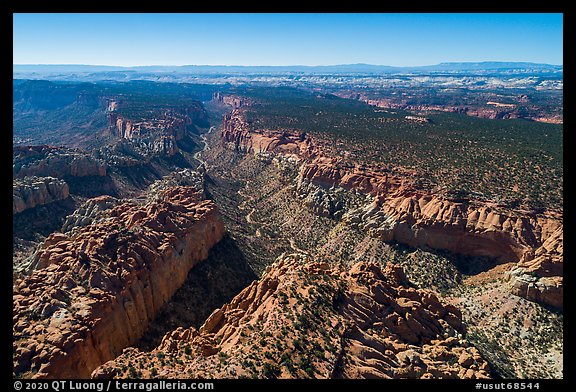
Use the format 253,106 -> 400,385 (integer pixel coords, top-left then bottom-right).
93,255 -> 490,379
107,103 -> 206,157
13,145 -> 106,178
336,93 -> 562,124
507,225 -> 563,308
222,110 -> 315,157
13,177 -> 70,214
13,186 -> 225,378
213,92 -> 250,108
220,108 -> 563,308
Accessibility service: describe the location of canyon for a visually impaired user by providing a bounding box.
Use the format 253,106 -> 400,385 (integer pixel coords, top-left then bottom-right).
12,80 -> 563,380
12,145 -> 116,200
219,106 -> 563,309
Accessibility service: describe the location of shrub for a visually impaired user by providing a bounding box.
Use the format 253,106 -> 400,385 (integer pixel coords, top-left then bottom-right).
262,362 -> 281,379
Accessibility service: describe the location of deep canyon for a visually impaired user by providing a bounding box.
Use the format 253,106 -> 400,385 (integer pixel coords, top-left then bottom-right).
13,82 -> 563,379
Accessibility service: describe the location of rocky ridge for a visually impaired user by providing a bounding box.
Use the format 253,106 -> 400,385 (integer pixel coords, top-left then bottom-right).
107,101 -> 206,158
221,110 -> 315,157
220,108 -> 563,308
93,255 -> 490,379
145,169 -> 206,201
13,176 -> 70,214
13,145 -> 106,179
337,93 -> 563,124
60,169 -> 205,236
60,195 -> 120,234
13,186 -> 225,379
212,92 -> 250,108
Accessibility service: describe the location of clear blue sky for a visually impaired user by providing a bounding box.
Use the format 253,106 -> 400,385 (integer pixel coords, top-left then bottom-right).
13,13 -> 563,66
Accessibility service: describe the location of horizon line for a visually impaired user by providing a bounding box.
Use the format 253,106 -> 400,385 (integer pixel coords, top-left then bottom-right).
12,61 -> 564,68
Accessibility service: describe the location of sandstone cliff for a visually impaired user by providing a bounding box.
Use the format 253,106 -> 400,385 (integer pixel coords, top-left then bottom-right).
107,102 -> 206,158
13,186 -> 225,379
338,93 -> 562,124
110,115 -> 190,142
219,108 -> 563,308
93,255 -> 490,379
13,177 -> 70,214
507,224 -> 563,308
108,116 -> 180,157
13,145 -> 107,178
298,159 -> 563,309
213,92 -> 250,108
222,110 -> 316,157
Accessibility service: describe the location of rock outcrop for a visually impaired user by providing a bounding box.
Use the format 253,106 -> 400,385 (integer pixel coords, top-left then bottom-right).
145,169 -> 206,201
219,107 -> 563,308
507,225 -> 563,308
213,92 -> 250,108
222,110 -> 316,157
108,116 -> 180,157
338,93 -> 562,124
298,157 -> 563,309
107,102 -> 206,158
60,169 -> 206,235
13,177 -> 70,214
93,255 -> 490,379
13,186 -> 225,379
13,145 -> 107,178
61,195 -> 120,233
341,190 -> 562,262
110,115 -> 190,142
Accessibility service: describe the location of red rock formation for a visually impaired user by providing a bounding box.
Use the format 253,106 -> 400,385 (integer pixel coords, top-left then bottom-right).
108,101 -> 205,141
300,158 -> 408,195
113,117 -> 141,139
222,110 -> 317,158
507,224 -> 563,308
378,194 -> 561,260
13,187 -> 225,379
340,94 -> 559,124
299,159 -> 563,309
110,115 -> 191,142
213,92 -> 249,108
106,101 -> 205,158
93,256 -> 490,379
219,107 -> 563,308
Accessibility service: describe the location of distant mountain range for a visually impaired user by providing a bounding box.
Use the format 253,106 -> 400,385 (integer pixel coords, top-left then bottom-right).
13,62 -> 562,75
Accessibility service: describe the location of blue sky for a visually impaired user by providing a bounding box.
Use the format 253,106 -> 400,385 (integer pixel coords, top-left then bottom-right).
13,13 -> 563,66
